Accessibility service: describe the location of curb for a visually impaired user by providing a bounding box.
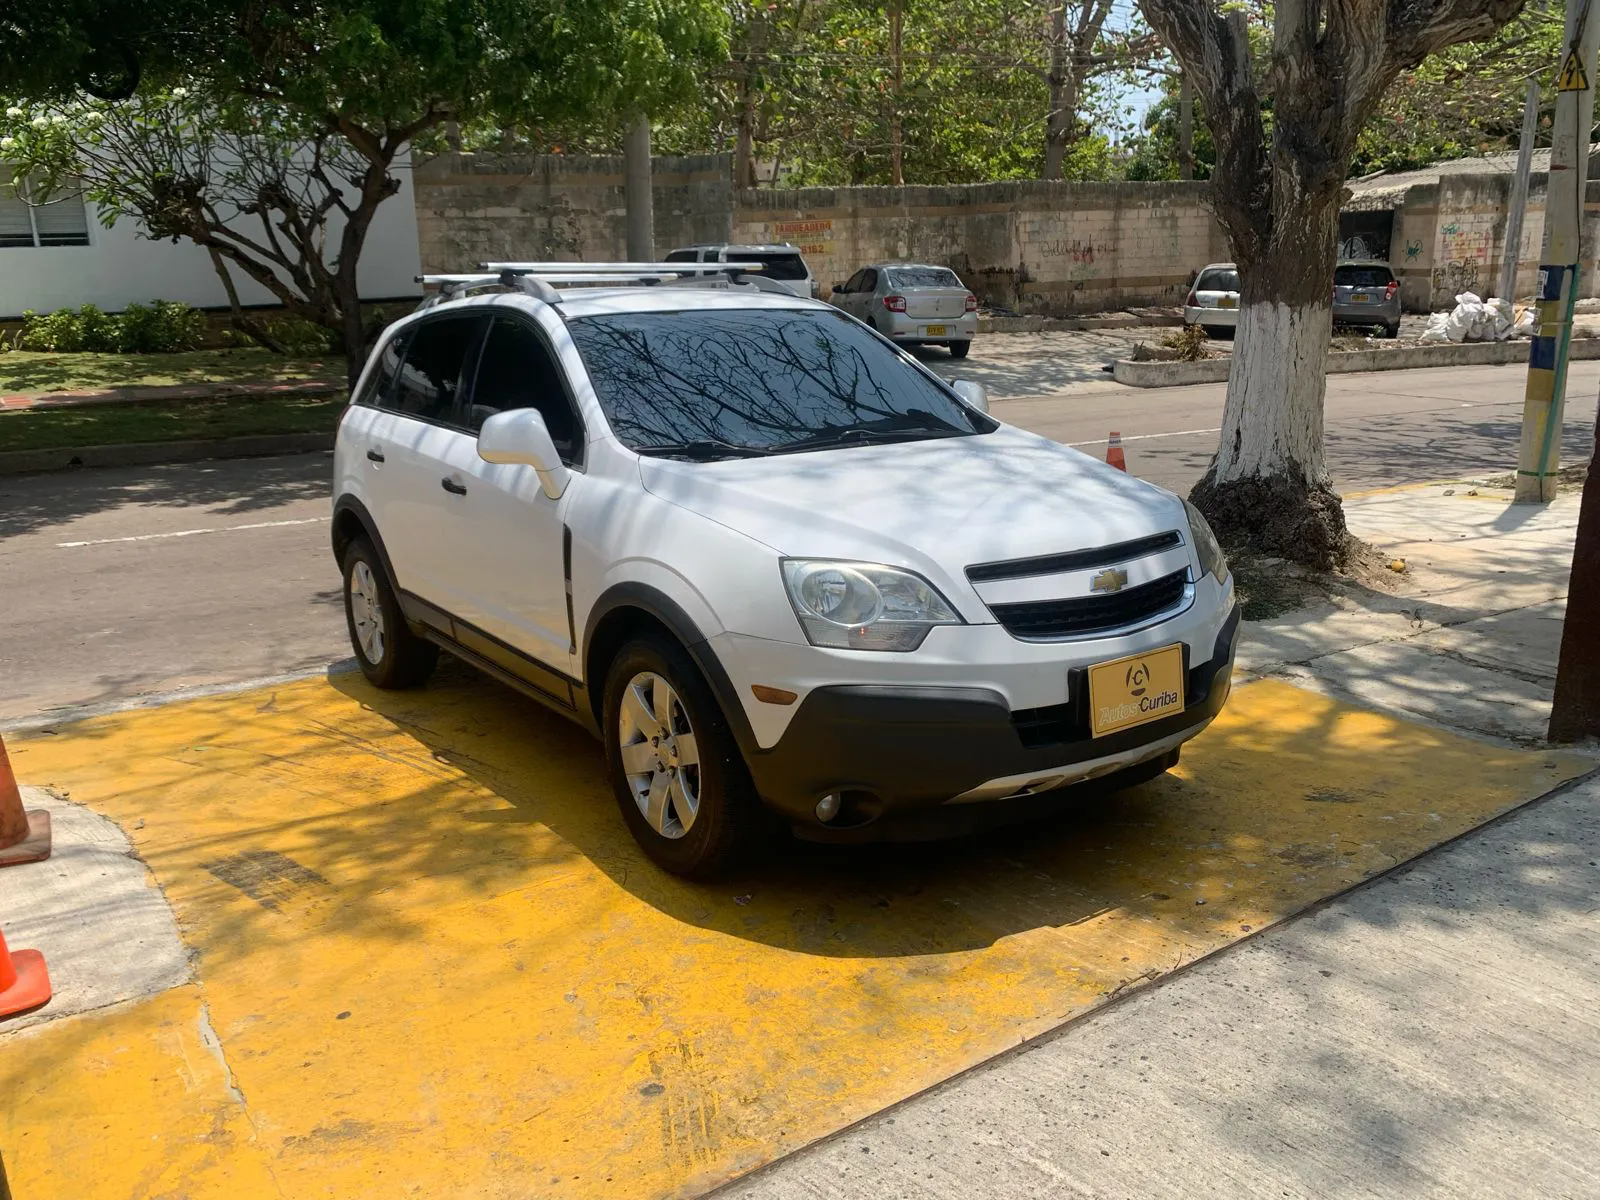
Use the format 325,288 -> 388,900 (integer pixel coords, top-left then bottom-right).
1111,336 -> 1600,387
978,314 -> 1184,334
0,432 -> 335,476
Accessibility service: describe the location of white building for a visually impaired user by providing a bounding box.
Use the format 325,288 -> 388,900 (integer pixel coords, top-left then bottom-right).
0,163 -> 423,318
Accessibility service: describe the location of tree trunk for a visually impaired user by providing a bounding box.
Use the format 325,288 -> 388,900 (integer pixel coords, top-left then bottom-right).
888,0 -> 904,186
1548,403 -> 1600,741
1177,75 -> 1194,180
1190,188 -> 1349,568
1042,3 -> 1072,180
205,246 -> 288,353
734,3 -> 767,189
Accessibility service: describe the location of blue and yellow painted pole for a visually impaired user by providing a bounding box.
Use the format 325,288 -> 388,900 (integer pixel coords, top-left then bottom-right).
1517,6 -> 1599,503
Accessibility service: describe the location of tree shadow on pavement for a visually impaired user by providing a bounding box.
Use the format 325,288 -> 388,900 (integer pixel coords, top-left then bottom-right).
0,450 -> 332,539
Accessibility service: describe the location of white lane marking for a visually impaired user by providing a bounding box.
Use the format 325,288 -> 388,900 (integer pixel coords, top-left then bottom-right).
1065,427 -> 1221,448
57,515 -> 328,549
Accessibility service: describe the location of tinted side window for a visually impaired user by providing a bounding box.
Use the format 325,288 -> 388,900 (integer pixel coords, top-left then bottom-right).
664,249 -> 697,262
355,330 -> 409,408
386,315 -> 484,425
747,252 -> 809,281
861,268 -> 879,291
469,317 -> 583,464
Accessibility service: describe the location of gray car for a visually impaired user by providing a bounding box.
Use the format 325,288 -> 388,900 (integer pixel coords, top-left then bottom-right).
830,262 -> 978,357
1333,261 -> 1401,338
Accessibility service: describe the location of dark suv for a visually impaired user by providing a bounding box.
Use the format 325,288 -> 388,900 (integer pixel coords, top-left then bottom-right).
1332,261 -> 1401,338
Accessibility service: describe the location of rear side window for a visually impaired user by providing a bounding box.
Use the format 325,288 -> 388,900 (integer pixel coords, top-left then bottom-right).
1335,265 -> 1394,287
746,252 -> 809,281
1196,268 -> 1240,292
664,249 -> 698,262
860,268 -> 879,291
887,267 -> 963,288
355,330 -> 409,408
469,316 -> 583,464
386,315 -> 485,425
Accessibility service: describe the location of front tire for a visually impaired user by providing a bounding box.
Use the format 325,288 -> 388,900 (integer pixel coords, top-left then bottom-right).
602,635 -> 764,878
342,537 -> 438,689
948,339 -> 972,359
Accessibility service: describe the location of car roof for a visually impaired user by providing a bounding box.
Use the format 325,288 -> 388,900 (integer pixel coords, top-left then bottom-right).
867,262 -> 959,272
1196,262 -> 1237,272
1336,259 -> 1394,269
675,243 -> 803,254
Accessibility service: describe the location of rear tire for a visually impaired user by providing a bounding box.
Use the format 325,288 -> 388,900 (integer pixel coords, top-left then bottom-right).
948,340 -> 972,359
1383,322 -> 1400,339
602,634 -> 765,878
342,537 -> 439,689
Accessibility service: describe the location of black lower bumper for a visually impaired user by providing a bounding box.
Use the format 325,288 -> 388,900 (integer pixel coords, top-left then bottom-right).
744,604 -> 1241,831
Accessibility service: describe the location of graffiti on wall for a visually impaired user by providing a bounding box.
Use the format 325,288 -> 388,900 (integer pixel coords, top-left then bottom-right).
1034,237 -> 1115,265
1405,240 -> 1424,261
1432,258 -> 1481,296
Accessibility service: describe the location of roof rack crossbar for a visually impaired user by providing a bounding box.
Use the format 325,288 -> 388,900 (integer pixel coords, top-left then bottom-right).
480,261 -> 767,275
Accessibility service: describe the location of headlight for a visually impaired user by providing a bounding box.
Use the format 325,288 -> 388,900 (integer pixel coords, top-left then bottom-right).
781,559 -> 962,651
1183,499 -> 1229,583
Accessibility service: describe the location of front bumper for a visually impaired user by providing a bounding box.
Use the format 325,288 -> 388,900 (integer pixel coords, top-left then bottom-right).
742,603 -> 1241,831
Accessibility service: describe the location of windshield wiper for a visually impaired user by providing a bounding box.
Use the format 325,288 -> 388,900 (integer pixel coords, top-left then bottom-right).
632,437 -> 775,461
775,419 -> 964,455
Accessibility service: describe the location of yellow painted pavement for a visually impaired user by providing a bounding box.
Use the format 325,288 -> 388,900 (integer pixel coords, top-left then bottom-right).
0,670 -> 1588,1198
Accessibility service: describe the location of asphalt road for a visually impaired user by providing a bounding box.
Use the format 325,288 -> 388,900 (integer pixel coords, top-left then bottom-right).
1,359 -> 1595,725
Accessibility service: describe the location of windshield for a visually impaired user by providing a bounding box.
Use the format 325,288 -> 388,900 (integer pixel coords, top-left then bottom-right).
567,309 -> 993,458
1335,265 -> 1393,288
887,266 -> 964,289
1196,268 -> 1240,293
741,252 -> 809,281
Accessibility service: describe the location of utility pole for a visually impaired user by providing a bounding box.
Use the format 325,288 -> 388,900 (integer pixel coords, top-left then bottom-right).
888,0 -> 904,187
1178,75 -> 1195,181
623,113 -> 654,262
1498,79 -> 1540,301
1515,3 -> 1599,503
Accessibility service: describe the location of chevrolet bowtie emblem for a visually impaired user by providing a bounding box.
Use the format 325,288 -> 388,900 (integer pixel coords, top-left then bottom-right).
1090,567 -> 1129,594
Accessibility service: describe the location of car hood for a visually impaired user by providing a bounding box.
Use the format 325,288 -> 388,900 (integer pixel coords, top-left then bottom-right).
637,426 -> 1189,585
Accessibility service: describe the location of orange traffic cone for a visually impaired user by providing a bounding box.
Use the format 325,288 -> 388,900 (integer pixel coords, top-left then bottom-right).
1106,431 -> 1127,472
0,734 -> 50,868
0,923 -> 50,1021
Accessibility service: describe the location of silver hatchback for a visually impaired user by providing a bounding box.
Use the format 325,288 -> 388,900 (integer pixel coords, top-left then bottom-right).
1332,261 -> 1401,338
830,263 -> 978,358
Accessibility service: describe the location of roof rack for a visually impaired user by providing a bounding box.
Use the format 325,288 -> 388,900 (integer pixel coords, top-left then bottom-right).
415,260 -> 794,309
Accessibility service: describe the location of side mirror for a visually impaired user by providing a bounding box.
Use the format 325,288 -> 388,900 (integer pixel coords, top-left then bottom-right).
951,379 -> 989,414
477,409 -> 569,500
832,281 -> 847,292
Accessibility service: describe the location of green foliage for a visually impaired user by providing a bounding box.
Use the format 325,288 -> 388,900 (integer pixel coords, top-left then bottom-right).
262,315 -> 340,356
1352,7 -> 1563,176
1123,76 -> 1215,181
1162,323 -> 1210,361
15,301 -> 205,354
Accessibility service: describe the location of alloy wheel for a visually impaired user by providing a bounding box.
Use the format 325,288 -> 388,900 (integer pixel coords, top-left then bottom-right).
617,671 -> 701,839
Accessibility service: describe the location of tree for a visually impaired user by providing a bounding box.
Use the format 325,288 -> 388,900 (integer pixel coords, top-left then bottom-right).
1138,0 -> 1525,568
1124,72 -> 1217,180
1,1 -> 726,384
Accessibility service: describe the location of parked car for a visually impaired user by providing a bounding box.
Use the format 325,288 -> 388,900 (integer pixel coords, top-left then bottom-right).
830,262 -> 979,358
1183,263 -> 1240,336
1333,261 -> 1401,338
664,243 -> 818,299
333,267 -> 1239,878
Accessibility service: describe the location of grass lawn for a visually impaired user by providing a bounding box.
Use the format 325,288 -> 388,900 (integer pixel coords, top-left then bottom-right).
0,348 -> 345,394
0,394 -> 347,453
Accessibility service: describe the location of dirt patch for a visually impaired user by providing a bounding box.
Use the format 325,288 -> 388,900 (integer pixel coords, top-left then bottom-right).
1474,462 -> 1589,493
1230,534 -> 1402,622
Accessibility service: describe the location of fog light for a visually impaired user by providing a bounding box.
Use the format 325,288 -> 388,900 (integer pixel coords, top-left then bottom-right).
815,793 -> 842,823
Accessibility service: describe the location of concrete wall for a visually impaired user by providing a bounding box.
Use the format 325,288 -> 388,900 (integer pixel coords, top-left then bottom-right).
1351,168 -> 1600,311
413,152 -> 732,270
0,158 -> 422,318
412,154 -> 1229,315
736,181 -> 1228,313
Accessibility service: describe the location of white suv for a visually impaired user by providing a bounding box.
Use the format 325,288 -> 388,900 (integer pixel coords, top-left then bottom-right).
332,269 -> 1239,877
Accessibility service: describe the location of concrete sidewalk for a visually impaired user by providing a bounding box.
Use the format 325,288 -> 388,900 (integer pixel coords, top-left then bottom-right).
717,483 -> 1600,1199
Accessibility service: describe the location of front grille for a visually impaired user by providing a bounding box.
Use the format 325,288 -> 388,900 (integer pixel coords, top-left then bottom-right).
966,531 -> 1182,584
989,568 -> 1188,640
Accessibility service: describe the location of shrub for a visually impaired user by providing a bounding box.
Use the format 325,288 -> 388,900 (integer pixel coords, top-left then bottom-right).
17,307 -> 86,352
14,300 -> 206,354
263,315 -> 338,355
1161,323 -> 1210,362
117,300 -> 205,353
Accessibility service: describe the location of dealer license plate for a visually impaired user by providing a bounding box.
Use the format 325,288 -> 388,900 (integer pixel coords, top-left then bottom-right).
1087,643 -> 1186,737
925,324 -> 948,336
1351,293 -> 1372,303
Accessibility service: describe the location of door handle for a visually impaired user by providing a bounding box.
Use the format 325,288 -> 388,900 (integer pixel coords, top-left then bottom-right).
441,477 -> 468,495
366,449 -> 385,463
